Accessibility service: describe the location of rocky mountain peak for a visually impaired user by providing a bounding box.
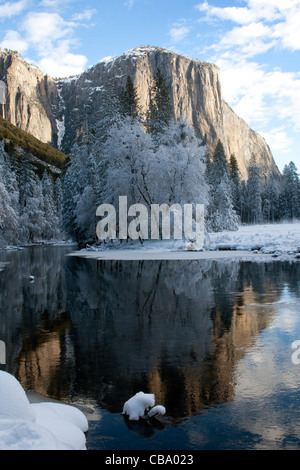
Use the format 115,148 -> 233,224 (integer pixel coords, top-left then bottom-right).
0,46 -> 280,180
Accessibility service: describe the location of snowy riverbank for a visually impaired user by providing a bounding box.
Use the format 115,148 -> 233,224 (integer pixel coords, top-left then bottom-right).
0,372 -> 89,450
1,240 -> 78,252
68,222 -> 300,262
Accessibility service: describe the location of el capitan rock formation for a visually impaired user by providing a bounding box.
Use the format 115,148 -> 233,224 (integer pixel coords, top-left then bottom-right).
0,46 -> 280,180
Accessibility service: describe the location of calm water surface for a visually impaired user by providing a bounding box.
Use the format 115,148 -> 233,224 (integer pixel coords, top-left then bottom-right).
0,246 -> 300,450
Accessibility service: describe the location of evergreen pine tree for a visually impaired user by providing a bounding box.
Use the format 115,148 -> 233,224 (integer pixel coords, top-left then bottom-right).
240,180 -> 248,223
207,140 -> 239,231
145,69 -> 172,135
41,171 -> 61,240
119,76 -> 140,120
54,177 -> 64,236
229,154 -> 241,216
0,141 -> 19,245
281,161 -> 300,220
210,140 -> 229,181
92,90 -> 121,156
246,155 -> 262,224
261,176 -> 279,223
205,152 -> 213,185
62,143 -> 90,242
18,154 -> 44,242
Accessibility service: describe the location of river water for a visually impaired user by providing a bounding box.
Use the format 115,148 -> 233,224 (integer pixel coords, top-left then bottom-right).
0,246 -> 300,450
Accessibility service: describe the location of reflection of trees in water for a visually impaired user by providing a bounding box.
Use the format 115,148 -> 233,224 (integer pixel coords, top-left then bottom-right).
63,258 -> 287,417
0,247 -> 70,376
1,247 -> 299,419
123,414 -> 166,438
63,258 -> 216,411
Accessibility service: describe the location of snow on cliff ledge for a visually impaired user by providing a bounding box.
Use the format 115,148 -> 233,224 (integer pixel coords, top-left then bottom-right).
0,371 -> 88,450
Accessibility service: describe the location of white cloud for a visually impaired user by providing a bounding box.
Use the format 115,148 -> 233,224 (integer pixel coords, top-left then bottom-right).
197,1 -> 300,134
260,127 -> 293,154
169,25 -> 190,43
197,0 -> 300,53
1,9 -> 93,77
220,21 -> 270,46
213,21 -> 275,57
38,49 -> 88,77
246,0 -> 300,22
216,55 -> 300,135
22,12 -> 74,46
195,0 -> 300,169
72,9 -> 96,22
272,8 -> 300,51
197,1 -> 259,25
0,0 -> 27,19
197,0 -> 300,25
0,30 -> 28,53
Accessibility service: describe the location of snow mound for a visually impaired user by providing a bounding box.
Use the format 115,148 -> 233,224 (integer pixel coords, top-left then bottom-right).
0,370 -> 34,423
123,392 -> 155,421
148,405 -> 166,418
0,371 -> 88,450
122,392 -> 166,421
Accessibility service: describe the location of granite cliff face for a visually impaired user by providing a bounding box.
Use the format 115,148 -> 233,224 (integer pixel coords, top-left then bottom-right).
0,50 -> 59,147
0,47 -> 280,180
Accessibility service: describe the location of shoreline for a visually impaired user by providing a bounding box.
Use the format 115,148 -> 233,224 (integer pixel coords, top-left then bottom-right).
67,249 -> 300,262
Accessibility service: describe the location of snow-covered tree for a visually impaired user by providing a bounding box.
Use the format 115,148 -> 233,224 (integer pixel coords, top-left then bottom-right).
0,142 -> 19,245
95,116 -> 208,242
101,116 -> 156,209
54,176 -> 64,235
239,180 -> 248,223
261,176 -> 280,223
280,161 -> 300,220
62,143 -> 89,240
0,139 -> 67,246
18,155 -> 44,242
206,140 -> 239,232
229,154 -> 241,216
207,140 -> 229,182
91,90 -> 121,156
207,173 -> 239,232
154,119 -> 208,206
41,171 -> 61,240
246,155 -> 262,224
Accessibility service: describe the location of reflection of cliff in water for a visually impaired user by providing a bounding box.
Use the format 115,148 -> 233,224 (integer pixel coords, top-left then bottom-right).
63,259 -> 289,417
1,247 -> 298,418
0,247 -> 70,373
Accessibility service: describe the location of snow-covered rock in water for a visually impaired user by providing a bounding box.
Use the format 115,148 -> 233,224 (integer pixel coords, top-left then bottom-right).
122,392 -> 166,421
0,371 -> 88,450
122,392 -> 155,421
148,405 -> 166,418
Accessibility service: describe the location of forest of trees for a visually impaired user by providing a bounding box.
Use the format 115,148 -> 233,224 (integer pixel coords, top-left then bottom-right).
0,141 -> 62,247
207,141 -> 300,227
0,72 -> 300,248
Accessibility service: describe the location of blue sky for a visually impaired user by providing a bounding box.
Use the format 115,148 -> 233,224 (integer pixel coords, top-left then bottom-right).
0,0 -> 300,172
